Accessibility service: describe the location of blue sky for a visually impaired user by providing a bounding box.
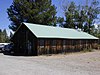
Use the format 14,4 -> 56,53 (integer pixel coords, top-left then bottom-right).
0,0 -> 100,35
0,0 -> 13,35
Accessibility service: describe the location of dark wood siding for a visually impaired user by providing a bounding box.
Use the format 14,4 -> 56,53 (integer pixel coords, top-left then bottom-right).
12,25 -> 37,56
37,39 -> 98,55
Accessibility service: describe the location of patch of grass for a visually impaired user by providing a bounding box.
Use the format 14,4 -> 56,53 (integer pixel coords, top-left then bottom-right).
82,48 -> 93,53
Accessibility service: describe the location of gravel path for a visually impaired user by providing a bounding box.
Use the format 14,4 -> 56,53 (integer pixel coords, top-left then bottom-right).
0,50 -> 100,75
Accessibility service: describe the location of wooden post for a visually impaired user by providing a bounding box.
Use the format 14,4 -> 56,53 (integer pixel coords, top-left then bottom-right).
55,40 -> 57,54
62,40 -> 63,53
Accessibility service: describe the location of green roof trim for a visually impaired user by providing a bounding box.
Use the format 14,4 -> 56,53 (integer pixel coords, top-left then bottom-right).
23,22 -> 98,39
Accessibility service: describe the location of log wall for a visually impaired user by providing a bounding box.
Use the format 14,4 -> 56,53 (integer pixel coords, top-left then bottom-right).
37,39 -> 98,55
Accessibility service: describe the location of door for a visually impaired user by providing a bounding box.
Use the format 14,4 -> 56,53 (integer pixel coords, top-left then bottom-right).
27,40 -> 32,55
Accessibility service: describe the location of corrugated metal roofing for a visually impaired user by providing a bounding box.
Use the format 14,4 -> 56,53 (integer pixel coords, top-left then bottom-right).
23,22 -> 98,39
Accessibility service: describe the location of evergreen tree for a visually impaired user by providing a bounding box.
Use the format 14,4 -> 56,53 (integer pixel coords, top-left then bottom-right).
83,0 -> 100,34
0,29 -> 9,43
7,0 -> 57,31
77,0 -> 100,34
93,24 -> 100,38
63,0 -> 100,34
64,2 -> 76,28
57,17 -> 64,27
3,29 -> 7,40
75,6 -> 87,30
3,29 -> 9,42
0,29 -> 4,43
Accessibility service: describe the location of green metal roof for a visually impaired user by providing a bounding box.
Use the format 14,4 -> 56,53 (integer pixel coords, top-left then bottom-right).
23,23 -> 98,39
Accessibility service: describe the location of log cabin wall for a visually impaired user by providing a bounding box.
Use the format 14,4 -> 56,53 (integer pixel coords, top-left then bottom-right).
37,39 -> 98,55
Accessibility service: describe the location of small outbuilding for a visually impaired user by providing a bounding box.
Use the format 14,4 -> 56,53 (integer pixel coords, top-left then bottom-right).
11,23 -> 99,56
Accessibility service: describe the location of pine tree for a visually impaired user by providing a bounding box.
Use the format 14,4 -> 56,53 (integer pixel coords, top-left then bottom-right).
94,24 -> 100,38
3,29 -> 9,42
63,0 -> 100,35
0,29 -> 4,43
0,29 -> 9,43
7,0 -> 57,31
64,2 -> 77,28
57,17 -> 64,27
83,0 -> 100,34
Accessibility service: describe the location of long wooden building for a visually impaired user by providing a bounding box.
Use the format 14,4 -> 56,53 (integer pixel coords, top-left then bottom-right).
11,23 -> 99,56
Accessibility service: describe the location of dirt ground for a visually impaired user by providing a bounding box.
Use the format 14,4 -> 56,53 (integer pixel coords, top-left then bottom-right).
0,50 -> 100,75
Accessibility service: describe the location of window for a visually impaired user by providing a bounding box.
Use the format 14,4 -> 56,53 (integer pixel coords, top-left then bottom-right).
63,40 -> 66,45
52,40 -> 56,46
39,39 -> 44,46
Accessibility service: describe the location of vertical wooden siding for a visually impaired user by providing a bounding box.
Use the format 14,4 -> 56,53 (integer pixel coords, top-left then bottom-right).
37,39 -> 98,55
